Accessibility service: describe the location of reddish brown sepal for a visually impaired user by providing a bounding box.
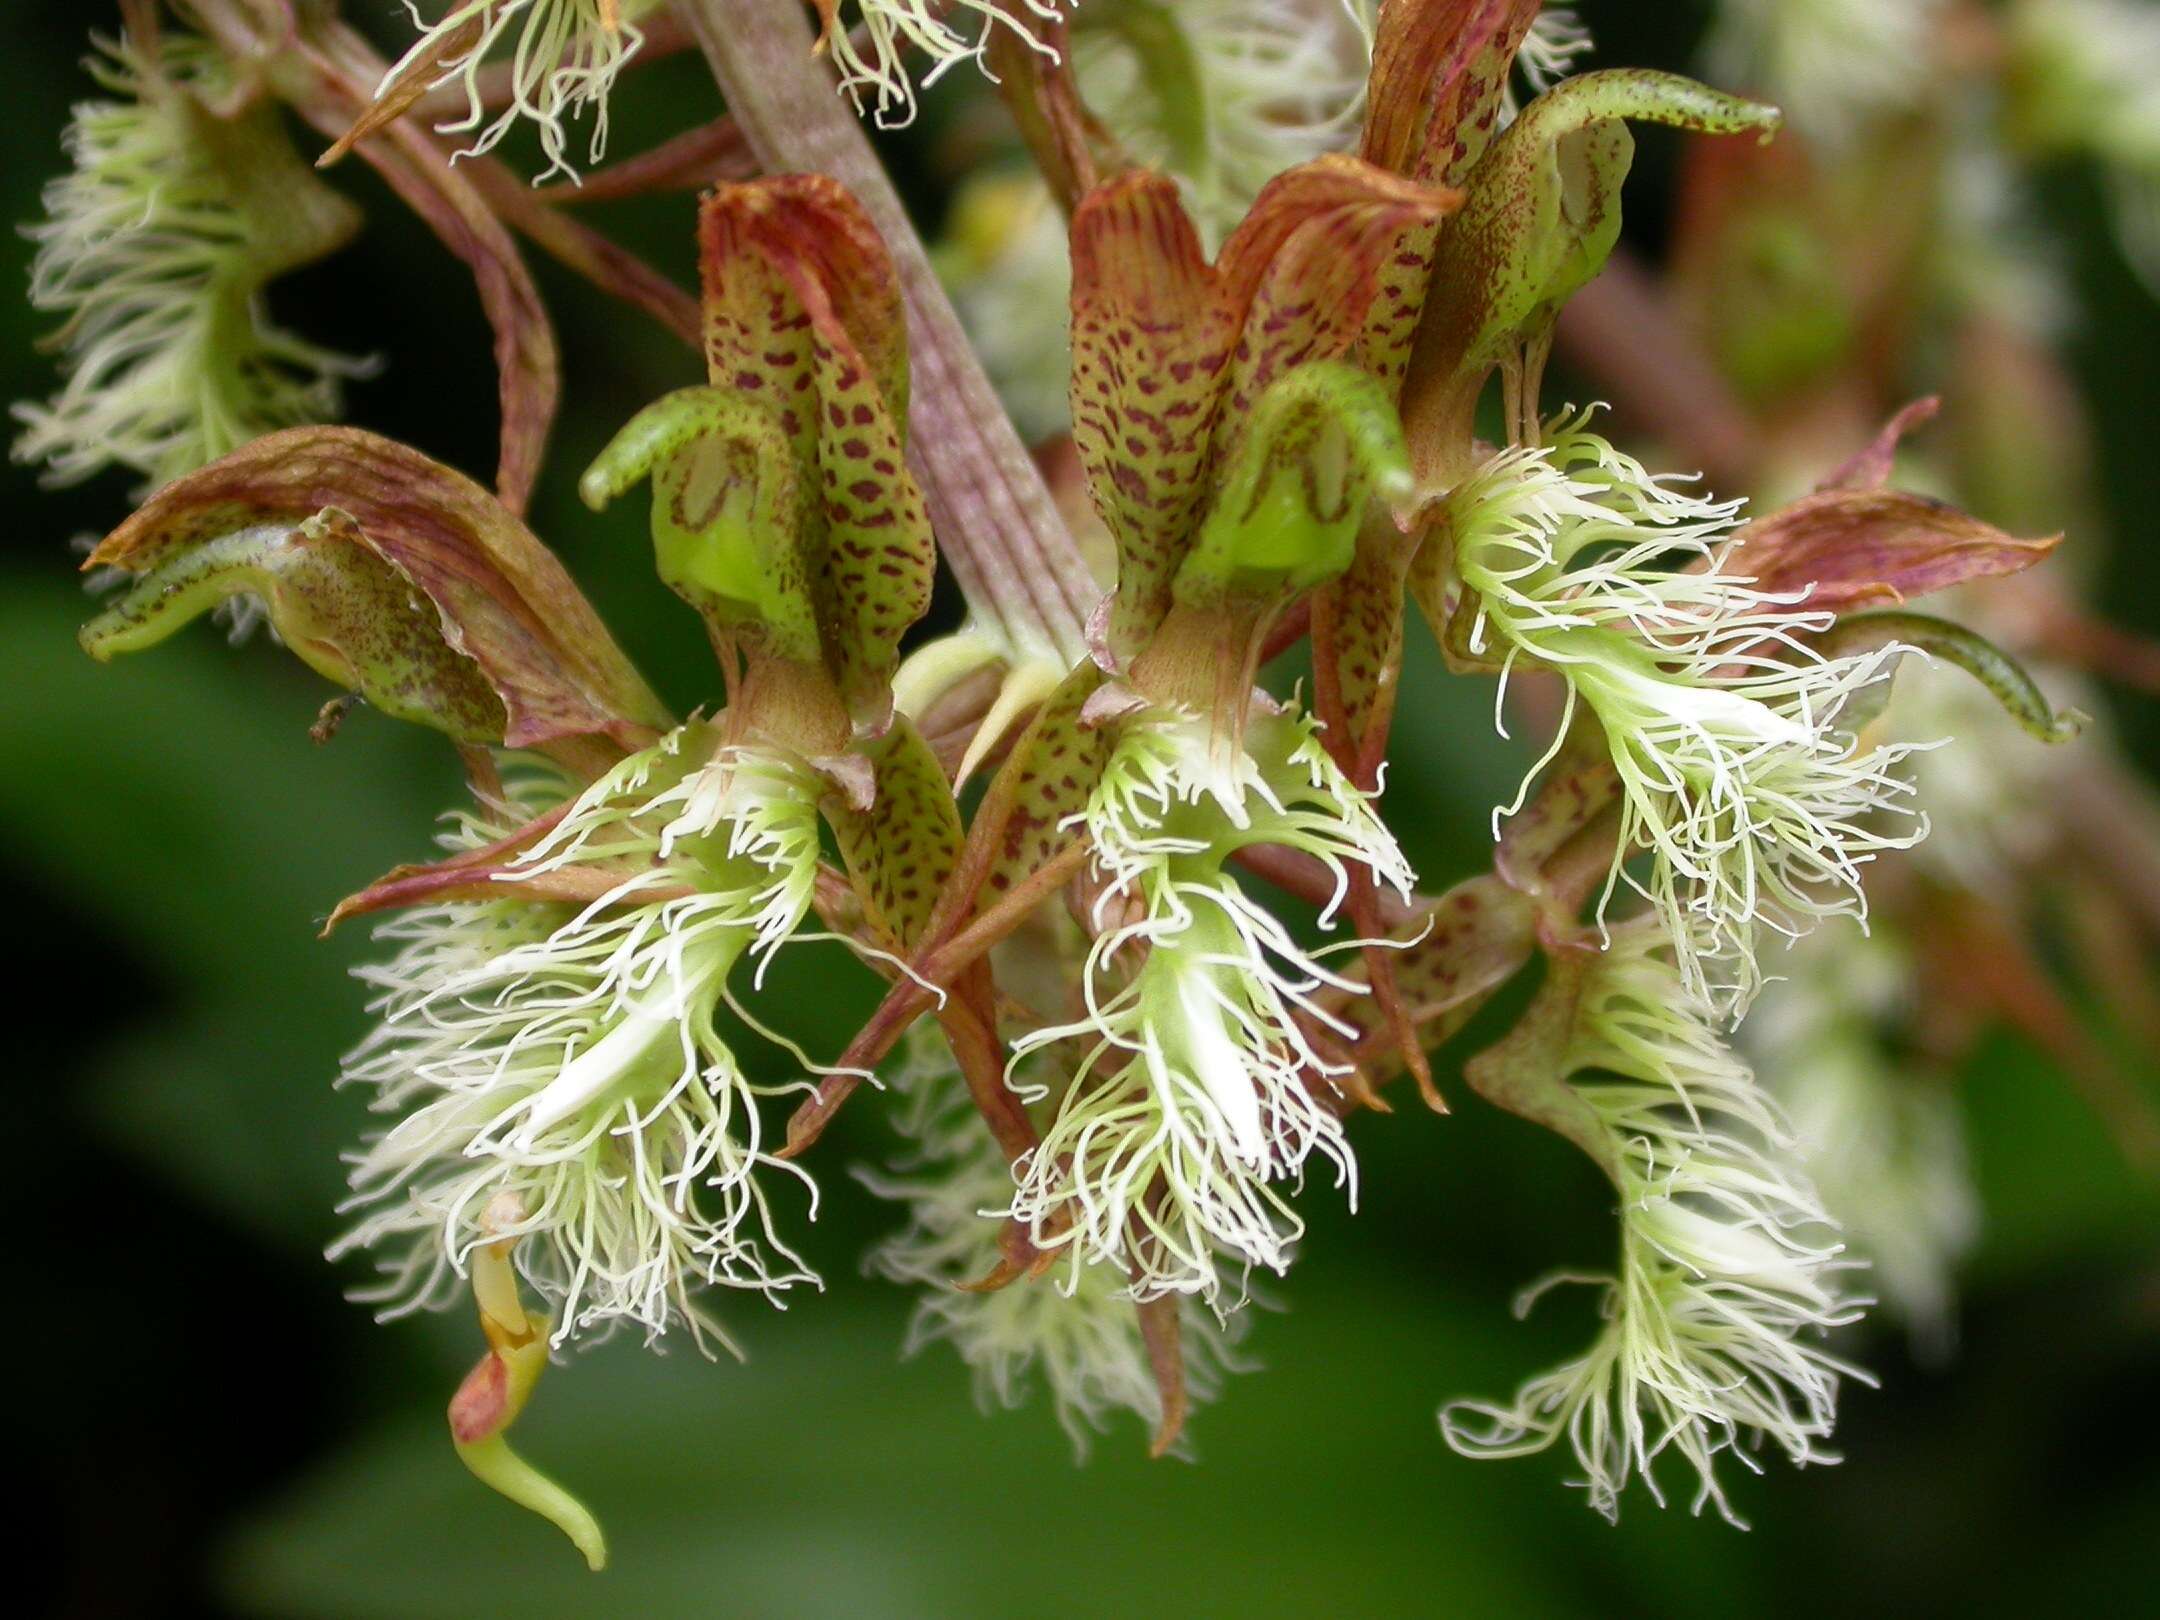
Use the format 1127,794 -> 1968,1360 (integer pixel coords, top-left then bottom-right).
88,428 -> 669,751
1360,0 -> 1541,186
1727,489 -> 2062,618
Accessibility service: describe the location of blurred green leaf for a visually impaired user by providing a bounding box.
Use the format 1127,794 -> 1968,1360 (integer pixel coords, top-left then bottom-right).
222,1281 -> 1696,1620
0,581 -> 456,1239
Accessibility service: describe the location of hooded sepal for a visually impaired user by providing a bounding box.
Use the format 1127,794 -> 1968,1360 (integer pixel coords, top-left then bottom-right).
1360,0 -> 1543,187
681,176 -> 934,730
1070,160 -> 1452,669
1354,0 -> 1535,394
81,427 -> 669,751
1069,172 -> 1239,667
1405,70 -> 1779,466
1213,157 -> 1460,427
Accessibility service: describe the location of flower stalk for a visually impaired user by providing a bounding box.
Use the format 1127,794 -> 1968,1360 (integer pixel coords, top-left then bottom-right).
446,1207 -> 607,1571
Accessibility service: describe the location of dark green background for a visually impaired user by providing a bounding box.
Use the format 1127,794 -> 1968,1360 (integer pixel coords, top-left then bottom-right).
5,4 -> 2156,1616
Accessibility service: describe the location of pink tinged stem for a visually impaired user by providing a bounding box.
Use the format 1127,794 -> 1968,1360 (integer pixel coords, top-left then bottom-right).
273,24 -> 562,514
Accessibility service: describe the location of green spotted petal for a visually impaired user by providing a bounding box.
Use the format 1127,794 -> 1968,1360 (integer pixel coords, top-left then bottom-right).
82,508 -> 507,743
80,427 -> 668,750
1213,158 -> 1458,433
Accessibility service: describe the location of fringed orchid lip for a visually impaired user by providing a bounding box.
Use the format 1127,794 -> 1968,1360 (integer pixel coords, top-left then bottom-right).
1004,701 -> 1412,1308
330,725 -> 833,1351
858,1029 -> 1248,1458
1444,920 -> 1864,1526
1447,413 -> 1936,1019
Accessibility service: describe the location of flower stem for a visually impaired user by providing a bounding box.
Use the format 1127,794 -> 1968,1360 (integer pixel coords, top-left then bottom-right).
782,835 -> 1091,1154
681,0 -> 1099,667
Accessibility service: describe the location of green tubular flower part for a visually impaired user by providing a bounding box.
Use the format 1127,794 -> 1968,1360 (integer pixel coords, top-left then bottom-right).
1446,410 -> 1933,1019
1704,0 -> 1948,150
330,726 -> 830,1349
1746,927 -> 1977,1356
383,0 -> 669,181
859,1029 -> 1246,1456
1006,705 -> 1414,1306
1444,920 -> 1865,1527
449,1219 -> 608,1570
14,32 -> 368,495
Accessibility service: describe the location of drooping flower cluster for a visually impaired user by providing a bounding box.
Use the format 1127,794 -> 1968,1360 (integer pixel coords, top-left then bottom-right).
1446,411 -> 1932,1016
861,1029 -> 1246,1453
1443,920 -> 1864,1525
15,32 -> 366,492
333,727 -> 828,1349
38,0 -> 2101,1562
1005,703 -> 1414,1308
